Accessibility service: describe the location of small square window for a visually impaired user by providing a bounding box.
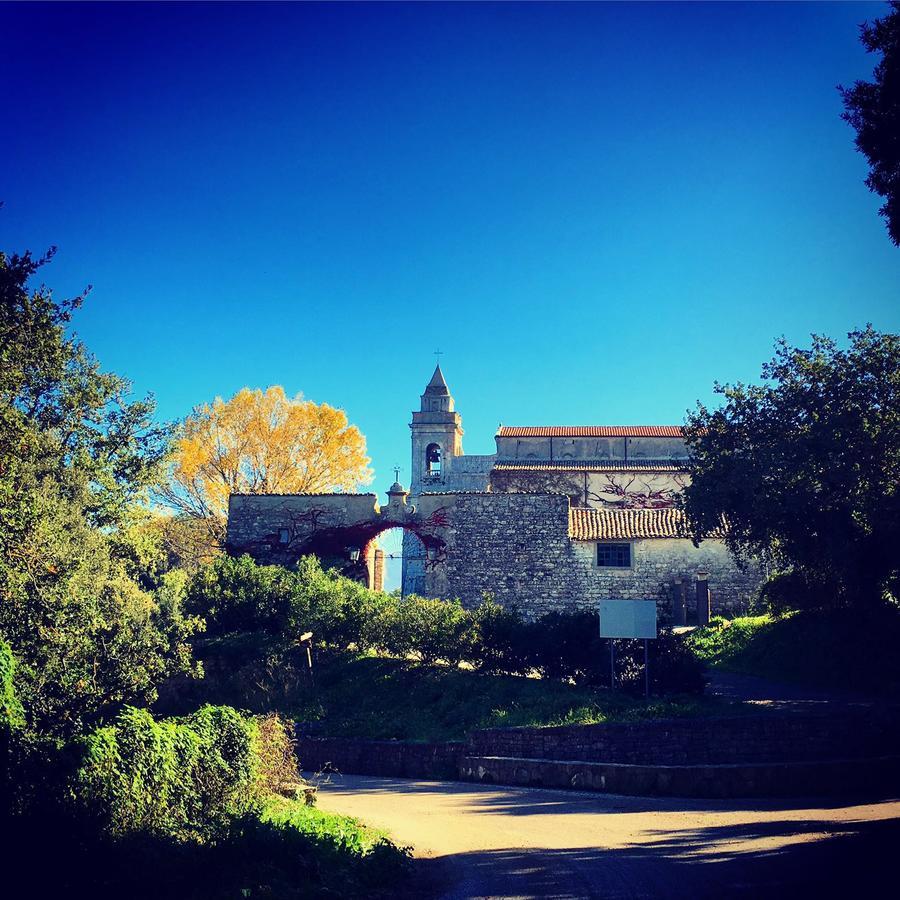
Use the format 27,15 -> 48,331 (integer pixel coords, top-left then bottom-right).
598,543 -> 631,567
278,528 -> 290,544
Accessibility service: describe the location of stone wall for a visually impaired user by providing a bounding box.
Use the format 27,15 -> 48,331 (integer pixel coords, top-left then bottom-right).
296,710 -> 900,798
227,491 -> 761,620
469,711 -> 900,765
494,434 -> 689,461
437,492 -> 578,616
297,735 -> 464,780
570,538 -> 761,618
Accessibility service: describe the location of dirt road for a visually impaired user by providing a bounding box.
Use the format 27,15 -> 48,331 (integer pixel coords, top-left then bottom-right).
314,774 -> 900,898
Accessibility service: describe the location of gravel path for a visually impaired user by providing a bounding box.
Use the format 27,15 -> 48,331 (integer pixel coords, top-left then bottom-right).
314,774 -> 900,898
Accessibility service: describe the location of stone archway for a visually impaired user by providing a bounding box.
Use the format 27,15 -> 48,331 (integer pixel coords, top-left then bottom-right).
296,519 -> 444,592
226,489 -> 452,598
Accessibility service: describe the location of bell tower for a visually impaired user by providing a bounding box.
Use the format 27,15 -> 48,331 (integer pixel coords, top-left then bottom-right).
410,364 -> 464,493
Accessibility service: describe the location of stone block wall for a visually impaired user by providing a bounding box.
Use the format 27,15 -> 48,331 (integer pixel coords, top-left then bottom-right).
469,710 -> 900,766
438,492 -> 579,616
227,491 -> 762,621
570,538 -> 761,618
296,736 -> 464,780
296,710 -> 900,798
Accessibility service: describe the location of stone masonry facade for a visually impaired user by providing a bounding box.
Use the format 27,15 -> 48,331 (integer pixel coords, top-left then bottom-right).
225,366 -> 765,621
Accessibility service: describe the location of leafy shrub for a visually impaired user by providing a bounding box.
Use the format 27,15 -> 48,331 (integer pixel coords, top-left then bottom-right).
529,610 -> 605,681
608,630 -> 706,694
187,554 -> 294,635
469,596 -> 530,674
253,712 -> 301,796
758,568 -> 832,614
75,704 -> 294,840
377,594 -> 473,664
188,555 -> 705,694
0,639 -> 24,732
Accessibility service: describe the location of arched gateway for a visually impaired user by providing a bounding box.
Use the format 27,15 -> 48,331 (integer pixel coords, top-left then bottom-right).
226,480 -> 454,597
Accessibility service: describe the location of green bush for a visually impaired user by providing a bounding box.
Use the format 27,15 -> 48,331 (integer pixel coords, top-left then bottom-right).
0,639 -> 24,732
758,569 -> 832,614
75,705 -> 288,840
188,554 -> 705,694
186,554 -> 294,635
470,596 -> 530,674
376,594 -> 473,665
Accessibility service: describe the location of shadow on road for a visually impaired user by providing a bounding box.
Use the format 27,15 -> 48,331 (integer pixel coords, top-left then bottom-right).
409,815 -> 900,899
313,772 -> 898,816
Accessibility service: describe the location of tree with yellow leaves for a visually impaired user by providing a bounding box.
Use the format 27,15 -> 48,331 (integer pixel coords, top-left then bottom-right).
159,386 -> 372,545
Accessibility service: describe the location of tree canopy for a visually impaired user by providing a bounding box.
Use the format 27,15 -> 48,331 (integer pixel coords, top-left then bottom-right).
682,327 -> 900,609
159,386 -> 372,546
0,247 -> 199,738
840,2 -> 900,246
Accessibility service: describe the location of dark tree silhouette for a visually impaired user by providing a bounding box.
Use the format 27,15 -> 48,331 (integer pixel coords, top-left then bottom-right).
682,328 -> 900,609
840,2 -> 900,246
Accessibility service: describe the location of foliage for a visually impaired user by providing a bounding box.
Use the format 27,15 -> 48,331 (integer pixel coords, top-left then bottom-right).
840,2 -> 900,246
684,614 -> 773,666
682,328 -> 900,609
469,595 -> 530,674
76,705 -> 262,839
0,638 -> 24,731
686,605 -> 900,695
290,653 -> 721,742
0,247 -> 200,740
186,553 -> 704,696
377,594 -> 475,665
186,553 -> 295,635
3,685 -> 408,898
158,385 -> 372,547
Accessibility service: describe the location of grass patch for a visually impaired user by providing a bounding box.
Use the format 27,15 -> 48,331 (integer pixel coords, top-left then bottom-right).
685,605 -> 900,696
290,652 -> 737,741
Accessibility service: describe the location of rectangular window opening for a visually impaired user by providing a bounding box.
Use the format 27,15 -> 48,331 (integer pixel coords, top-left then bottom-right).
597,542 -> 631,567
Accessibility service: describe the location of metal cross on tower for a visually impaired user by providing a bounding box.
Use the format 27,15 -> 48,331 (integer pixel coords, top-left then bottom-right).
434,348 -> 443,360
394,466 -> 401,483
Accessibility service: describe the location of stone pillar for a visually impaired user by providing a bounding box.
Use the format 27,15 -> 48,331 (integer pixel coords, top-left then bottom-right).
673,577 -> 687,626
696,573 -> 710,626
373,549 -> 385,593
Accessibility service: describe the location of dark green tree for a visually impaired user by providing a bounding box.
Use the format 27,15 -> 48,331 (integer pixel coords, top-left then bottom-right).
682,327 -> 900,609
0,247 -> 200,739
840,2 -> 900,246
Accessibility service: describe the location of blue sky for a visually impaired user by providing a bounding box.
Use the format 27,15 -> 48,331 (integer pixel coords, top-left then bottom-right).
2,1 -> 898,499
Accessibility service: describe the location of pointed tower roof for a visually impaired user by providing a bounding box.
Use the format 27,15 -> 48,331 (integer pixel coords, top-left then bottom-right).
424,363 -> 450,395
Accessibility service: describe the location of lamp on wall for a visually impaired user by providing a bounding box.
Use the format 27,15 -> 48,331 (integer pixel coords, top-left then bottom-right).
348,547 -> 360,563
426,545 -> 438,562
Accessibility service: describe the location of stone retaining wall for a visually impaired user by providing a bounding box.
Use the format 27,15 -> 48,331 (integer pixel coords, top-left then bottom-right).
459,754 -> 900,798
468,711 -> 900,766
297,735 -> 464,780
296,711 -> 900,798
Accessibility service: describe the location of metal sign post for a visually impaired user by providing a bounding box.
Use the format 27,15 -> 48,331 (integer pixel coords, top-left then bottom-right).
599,600 -> 657,696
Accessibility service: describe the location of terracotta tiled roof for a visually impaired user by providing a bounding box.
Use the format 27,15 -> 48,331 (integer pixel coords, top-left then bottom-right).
493,460 -> 687,472
497,426 -> 684,438
568,507 -> 723,540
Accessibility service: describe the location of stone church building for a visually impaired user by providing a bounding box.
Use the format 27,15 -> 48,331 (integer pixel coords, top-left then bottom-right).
227,366 -> 762,621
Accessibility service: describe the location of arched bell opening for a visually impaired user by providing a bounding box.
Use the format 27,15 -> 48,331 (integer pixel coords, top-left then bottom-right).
425,442 -> 442,477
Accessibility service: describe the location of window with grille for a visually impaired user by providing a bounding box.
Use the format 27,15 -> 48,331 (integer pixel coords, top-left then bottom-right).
597,543 -> 631,567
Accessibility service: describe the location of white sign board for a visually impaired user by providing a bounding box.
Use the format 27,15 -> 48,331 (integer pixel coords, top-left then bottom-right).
599,599 -> 657,639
